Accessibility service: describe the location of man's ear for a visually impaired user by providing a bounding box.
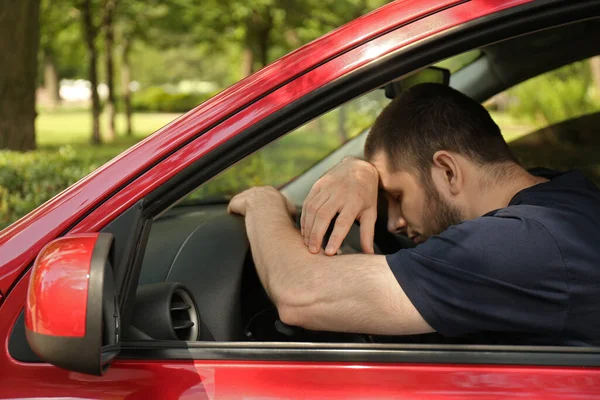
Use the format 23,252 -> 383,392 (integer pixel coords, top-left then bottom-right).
431,150 -> 462,196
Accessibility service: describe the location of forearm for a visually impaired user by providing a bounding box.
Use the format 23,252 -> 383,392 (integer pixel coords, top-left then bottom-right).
245,207 -> 322,307
243,206 -> 431,335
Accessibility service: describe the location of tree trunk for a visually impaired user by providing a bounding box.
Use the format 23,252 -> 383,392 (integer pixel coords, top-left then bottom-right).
0,0 -> 40,151
591,56 -> 600,99
243,8 -> 272,76
43,50 -> 61,110
80,0 -> 102,145
254,8 -> 272,70
242,47 -> 254,77
121,39 -> 133,136
103,0 -> 117,141
257,28 -> 270,69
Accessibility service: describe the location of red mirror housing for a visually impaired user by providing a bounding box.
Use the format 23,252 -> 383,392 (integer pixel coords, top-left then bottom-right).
25,232 -> 120,375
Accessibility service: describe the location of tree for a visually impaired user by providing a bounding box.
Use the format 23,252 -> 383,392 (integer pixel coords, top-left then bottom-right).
102,0 -> 118,141
0,0 -> 41,151
121,39 -> 133,135
183,0 -> 389,77
76,0 -> 102,145
39,0 -> 76,109
113,0 -> 172,135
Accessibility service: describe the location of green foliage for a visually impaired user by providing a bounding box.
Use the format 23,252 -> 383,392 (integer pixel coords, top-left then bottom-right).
1,110 -> 180,229
0,89 -> 388,228
183,133 -> 333,203
0,147 -> 104,229
40,0 -> 87,79
508,60 -> 600,125
131,87 -> 214,113
184,90 -> 388,203
38,0 -> 391,88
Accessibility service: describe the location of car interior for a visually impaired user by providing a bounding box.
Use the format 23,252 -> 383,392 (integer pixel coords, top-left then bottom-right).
122,17 -> 600,345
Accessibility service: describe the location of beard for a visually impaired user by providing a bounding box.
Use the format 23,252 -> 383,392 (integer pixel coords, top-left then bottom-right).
420,178 -> 463,238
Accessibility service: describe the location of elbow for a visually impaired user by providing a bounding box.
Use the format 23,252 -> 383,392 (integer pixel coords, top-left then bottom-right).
277,304 -> 306,328
270,286 -> 319,329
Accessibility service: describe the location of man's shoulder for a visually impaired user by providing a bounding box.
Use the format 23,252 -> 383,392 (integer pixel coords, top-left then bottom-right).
410,212 -> 564,276
439,208 -> 555,244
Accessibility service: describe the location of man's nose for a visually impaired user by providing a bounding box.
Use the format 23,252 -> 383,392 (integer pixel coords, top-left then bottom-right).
388,216 -> 407,234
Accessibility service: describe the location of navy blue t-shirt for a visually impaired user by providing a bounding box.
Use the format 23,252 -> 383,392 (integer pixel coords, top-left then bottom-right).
386,170 -> 600,346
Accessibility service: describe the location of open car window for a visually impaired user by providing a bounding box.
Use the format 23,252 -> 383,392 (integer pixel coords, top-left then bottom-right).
132,12 -> 600,346
178,89 -> 389,206
174,50 -> 482,207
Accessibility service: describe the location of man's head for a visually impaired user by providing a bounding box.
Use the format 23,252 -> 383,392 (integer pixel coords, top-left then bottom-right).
364,83 -> 518,243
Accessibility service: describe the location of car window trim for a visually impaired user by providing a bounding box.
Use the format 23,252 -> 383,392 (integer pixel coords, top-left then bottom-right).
120,341 -> 600,367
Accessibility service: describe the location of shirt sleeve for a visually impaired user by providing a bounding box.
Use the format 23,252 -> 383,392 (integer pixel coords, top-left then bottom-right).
387,213 -> 569,337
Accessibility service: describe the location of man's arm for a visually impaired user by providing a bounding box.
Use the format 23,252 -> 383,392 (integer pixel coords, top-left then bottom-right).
229,187 -> 434,335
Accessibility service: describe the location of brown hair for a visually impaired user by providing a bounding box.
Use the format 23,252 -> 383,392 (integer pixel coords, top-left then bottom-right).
364,83 -> 516,177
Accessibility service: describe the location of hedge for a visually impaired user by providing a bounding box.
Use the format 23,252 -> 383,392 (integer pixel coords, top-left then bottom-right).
0,147 -> 301,230
131,87 -> 214,113
0,147 -> 106,229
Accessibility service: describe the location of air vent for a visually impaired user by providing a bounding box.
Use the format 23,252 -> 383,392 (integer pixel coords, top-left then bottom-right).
170,289 -> 199,341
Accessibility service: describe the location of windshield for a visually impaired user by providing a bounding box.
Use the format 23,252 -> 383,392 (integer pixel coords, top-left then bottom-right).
180,90 -> 389,204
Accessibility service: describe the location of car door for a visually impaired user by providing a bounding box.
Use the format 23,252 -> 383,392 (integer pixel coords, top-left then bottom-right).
3,1 -> 600,398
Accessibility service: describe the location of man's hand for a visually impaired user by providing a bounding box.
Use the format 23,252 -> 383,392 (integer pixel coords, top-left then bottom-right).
228,186 -> 296,217
301,157 -> 379,256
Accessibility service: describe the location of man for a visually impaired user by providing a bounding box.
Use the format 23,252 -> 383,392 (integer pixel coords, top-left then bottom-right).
228,83 -> 600,345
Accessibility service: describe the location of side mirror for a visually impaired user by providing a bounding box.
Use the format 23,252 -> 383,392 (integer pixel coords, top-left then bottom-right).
25,232 -> 120,376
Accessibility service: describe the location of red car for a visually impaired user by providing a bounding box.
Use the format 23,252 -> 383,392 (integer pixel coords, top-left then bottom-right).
2,0 -> 600,398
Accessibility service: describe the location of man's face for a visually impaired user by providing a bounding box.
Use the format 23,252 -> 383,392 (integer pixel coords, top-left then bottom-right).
370,151 -> 462,244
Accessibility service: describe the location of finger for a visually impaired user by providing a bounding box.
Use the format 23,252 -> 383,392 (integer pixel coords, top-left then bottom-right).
308,198 -> 340,254
227,200 -> 238,215
301,187 -> 321,237
302,191 -> 330,246
324,207 -> 358,256
358,208 -> 377,254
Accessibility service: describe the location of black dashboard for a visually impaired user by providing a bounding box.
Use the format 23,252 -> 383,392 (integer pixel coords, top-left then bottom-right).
138,201 -> 416,343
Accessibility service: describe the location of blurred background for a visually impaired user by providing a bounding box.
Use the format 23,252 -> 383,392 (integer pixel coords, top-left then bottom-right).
1,0 -> 600,229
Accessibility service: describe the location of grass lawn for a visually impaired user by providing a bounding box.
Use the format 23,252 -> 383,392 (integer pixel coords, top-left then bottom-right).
35,109 -> 536,161
36,109 -> 181,159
